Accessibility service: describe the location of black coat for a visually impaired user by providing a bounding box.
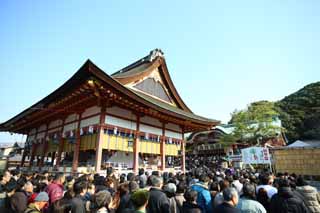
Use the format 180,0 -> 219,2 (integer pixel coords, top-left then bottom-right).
215,202 -> 240,213
182,202 -> 202,213
147,187 -> 170,213
270,187 -> 309,213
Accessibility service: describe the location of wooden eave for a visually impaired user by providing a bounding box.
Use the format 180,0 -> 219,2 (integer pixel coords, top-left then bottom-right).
0,59 -> 219,134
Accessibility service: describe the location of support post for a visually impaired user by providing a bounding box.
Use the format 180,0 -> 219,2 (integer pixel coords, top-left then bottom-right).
160,122 -> 166,171
39,125 -> 49,167
72,113 -> 82,174
55,119 -> 66,169
133,115 -> 140,174
95,106 -> 106,173
181,127 -> 186,173
29,143 -> 37,168
21,135 -> 29,167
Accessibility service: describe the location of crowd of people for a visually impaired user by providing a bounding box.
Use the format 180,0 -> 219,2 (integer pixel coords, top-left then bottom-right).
0,165 -> 319,213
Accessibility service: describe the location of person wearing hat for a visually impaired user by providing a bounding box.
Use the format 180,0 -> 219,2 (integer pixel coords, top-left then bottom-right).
24,192 -> 49,213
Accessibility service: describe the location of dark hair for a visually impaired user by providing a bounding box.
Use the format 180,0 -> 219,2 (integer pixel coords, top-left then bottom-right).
73,181 -> 88,195
138,168 -> 144,176
106,167 -> 113,176
53,198 -> 72,213
219,180 -> 230,191
184,190 -> 198,202
54,172 -> 65,181
296,176 -> 308,187
176,181 -> 187,194
5,179 -> 17,193
242,183 -> 256,199
278,178 -> 290,188
129,181 -> 139,192
127,173 -> 135,182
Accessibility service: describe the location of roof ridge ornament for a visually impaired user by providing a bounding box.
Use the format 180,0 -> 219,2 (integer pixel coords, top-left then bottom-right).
148,48 -> 164,62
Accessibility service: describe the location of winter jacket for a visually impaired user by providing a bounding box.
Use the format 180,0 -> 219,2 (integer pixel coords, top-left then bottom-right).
270,187 -> 309,213
296,185 -> 320,213
215,202 -> 240,213
45,181 -> 64,204
191,182 -> 212,213
10,190 -> 28,213
147,187 -> 170,213
71,195 -> 86,213
236,197 -> 266,213
24,203 -> 41,213
182,202 -> 202,213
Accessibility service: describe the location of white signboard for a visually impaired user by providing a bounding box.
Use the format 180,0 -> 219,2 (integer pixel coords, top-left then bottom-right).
241,147 -> 271,164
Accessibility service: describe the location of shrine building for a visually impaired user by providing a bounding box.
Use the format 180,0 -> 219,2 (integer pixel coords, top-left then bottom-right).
0,49 -> 219,174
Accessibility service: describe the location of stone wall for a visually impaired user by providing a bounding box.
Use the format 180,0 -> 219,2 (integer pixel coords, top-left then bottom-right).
273,148 -> 320,176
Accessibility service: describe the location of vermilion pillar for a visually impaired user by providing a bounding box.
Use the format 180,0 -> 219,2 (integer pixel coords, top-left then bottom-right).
39,125 -> 49,167
95,107 -> 106,173
133,115 -> 140,174
72,113 -> 82,174
181,128 -> 186,173
55,119 -> 66,169
160,122 -> 166,171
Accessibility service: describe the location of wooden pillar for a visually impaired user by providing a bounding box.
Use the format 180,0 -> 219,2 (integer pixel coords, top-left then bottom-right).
39,125 -> 49,167
95,106 -> 106,173
55,119 -> 66,169
181,127 -> 186,174
29,143 -> 37,167
160,122 -> 166,171
21,135 -> 29,167
72,113 -> 82,174
29,129 -> 39,168
133,115 -> 140,174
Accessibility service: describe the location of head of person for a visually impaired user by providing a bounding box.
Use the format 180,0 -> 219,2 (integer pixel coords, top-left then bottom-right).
150,175 -> 163,188
242,183 -> 256,199
106,167 -> 113,177
184,190 -> 198,203
199,174 -> 210,184
87,182 -> 95,195
219,179 -> 230,192
296,176 -> 308,187
73,181 -> 88,196
163,183 -> 176,198
278,178 -> 291,188
34,192 -> 49,210
176,181 -> 187,194
1,170 -> 11,183
129,181 -> 139,192
94,190 -> 112,210
24,181 -> 34,194
127,173 -> 135,182
223,187 -> 239,207
138,168 -> 144,176
131,190 -> 149,210
54,172 -> 65,185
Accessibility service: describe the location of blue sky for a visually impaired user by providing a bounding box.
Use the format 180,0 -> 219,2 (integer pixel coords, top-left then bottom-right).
1,1 -> 320,142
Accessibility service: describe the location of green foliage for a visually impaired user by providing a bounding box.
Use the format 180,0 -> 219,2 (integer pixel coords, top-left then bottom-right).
226,101 -> 282,145
276,82 -> 320,142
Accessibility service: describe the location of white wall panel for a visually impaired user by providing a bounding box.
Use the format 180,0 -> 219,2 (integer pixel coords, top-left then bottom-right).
107,106 -> 136,120
65,113 -> 79,123
140,124 -> 162,135
166,123 -> 182,132
36,132 -> 46,139
82,106 -> 101,118
80,115 -> 100,128
29,128 -> 37,135
140,116 -> 162,127
38,124 -> 47,132
63,122 -> 78,132
49,119 -> 63,129
105,115 -> 136,130
48,127 -> 62,133
165,130 -> 182,139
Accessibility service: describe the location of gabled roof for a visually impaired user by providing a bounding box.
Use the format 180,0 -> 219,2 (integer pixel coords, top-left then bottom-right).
0,50 -> 219,133
111,49 -> 193,113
